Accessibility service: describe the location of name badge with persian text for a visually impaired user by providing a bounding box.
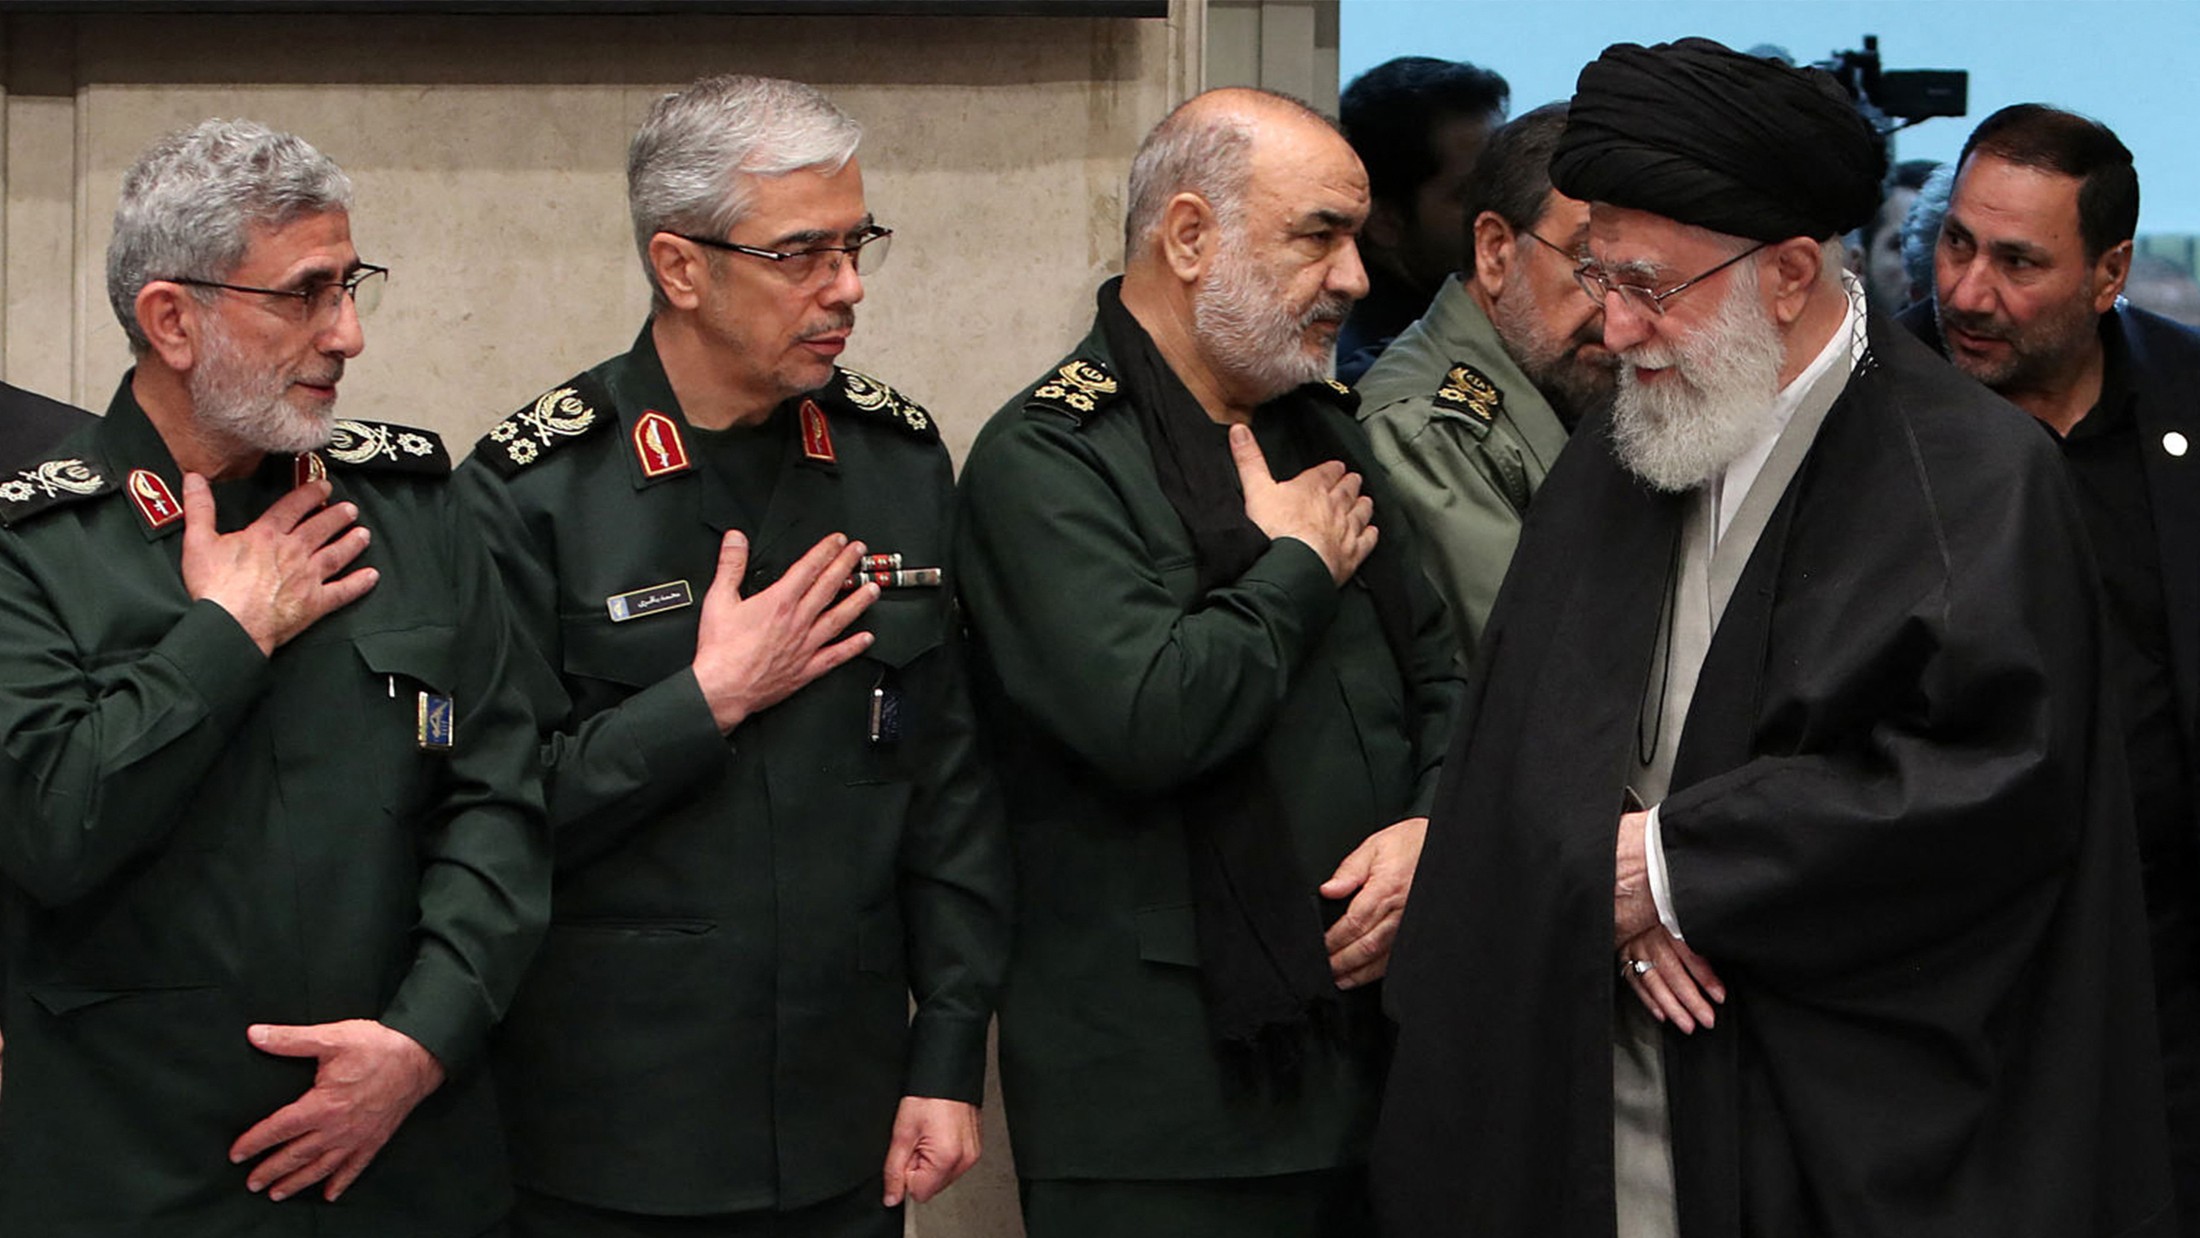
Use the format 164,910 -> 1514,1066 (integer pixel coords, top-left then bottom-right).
606,579 -> 695,623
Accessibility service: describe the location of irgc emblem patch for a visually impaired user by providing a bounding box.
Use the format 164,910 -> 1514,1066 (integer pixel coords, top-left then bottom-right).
1032,359 -> 1118,416
1435,362 -> 1504,425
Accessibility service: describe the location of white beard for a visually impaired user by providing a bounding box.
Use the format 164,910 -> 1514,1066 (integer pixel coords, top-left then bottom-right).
188,313 -> 339,456
1609,265 -> 1784,494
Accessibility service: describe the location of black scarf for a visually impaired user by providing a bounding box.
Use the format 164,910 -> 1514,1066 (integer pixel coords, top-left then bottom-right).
1096,278 -> 1417,1076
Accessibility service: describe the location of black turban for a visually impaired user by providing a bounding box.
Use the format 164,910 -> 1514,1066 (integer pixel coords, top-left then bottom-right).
1550,38 -> 1886,242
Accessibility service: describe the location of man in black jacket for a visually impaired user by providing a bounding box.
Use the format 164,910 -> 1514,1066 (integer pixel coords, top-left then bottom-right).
1903,102 -> 2200,1238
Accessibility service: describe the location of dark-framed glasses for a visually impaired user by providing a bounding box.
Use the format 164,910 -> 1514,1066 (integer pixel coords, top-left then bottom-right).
165,263 -> 388,322
1572,243 -> 1768,317
674,224 -> 893,284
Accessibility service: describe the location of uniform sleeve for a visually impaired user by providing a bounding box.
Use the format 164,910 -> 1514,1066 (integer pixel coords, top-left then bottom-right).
448,463 -> 728,870
1392,513 -> 1467,818
955,414 -> 1345,796
378,488 -> 552,1077
0,530 -> 273,907
896,566 -> 1012,1102
1361,399 -> 1527,661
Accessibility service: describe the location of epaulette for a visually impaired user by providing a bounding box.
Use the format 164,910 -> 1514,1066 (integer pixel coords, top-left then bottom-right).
1433,362 -> 1503,428
0,456 -> 115,527
474,372 -> 615,477
1024,357 -> 1121,426
320,419 -> 450,475
1305,375 -> 1361,416
832,368 -> 940,442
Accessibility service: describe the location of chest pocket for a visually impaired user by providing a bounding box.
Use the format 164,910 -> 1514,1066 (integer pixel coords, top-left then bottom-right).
558,607 -> 698,710
264,625 -> 456,834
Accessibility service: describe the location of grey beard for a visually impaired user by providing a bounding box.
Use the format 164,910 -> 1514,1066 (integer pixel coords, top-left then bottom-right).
1608,269 -> 1784,493
1193,237 -> 1344,404
188,316 -> 337,456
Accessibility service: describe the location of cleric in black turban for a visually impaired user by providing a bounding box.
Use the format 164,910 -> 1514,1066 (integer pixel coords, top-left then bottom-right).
1549,37 -> 1886,242
1368,28 -> 2174,1238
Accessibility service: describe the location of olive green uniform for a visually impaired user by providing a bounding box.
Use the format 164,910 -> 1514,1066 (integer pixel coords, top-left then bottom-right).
0,379 -> 550,1238
452,328 -> 1009,1233
1353,277 -> 1571,659
954,326 -> 1463,1235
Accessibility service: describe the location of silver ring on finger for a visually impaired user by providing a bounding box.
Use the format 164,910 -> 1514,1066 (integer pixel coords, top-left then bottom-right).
1630,959 -> 1653,977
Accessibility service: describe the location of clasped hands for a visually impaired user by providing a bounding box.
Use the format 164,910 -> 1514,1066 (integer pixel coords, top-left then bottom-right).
1615,808 -> 1726,1033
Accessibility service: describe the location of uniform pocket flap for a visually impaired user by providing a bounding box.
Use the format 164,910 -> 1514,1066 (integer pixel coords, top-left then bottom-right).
351,625 -> 456,691
25,982 -> 208,1016
1136,903 -> 1201,968
861,596 -> 944,670
560,614 -> 689,689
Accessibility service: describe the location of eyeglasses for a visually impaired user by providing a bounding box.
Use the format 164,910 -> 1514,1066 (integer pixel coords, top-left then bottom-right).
166,264 -> 388,322
1520,229 -> 1586,267
673,225 -> 893,284
1572,243 -> 1768,317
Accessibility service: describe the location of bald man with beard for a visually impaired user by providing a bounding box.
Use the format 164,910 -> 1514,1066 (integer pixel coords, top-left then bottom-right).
1375,39 -> 2171,1238
955,88 -> 1462,1238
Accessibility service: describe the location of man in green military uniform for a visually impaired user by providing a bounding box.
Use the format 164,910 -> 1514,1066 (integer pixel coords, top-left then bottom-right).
955,88 -> 1462,1237
1355,103 -> 1617,658
452,76 -> 1009,1238
0,120 -> 548,1237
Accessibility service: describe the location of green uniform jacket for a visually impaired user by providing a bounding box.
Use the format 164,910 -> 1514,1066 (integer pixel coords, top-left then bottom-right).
0,380 -> 550,1238
452,328 -> 1010,1215
954,324 -> 1464,1181
1353,278 -> 1571,659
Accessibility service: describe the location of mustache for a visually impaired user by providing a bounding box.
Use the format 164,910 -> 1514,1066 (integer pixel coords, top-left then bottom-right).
1939,306 -> 2009,341
1303,294 -> 1353,329
297,360 -> 344,387
799,312 -> 857,342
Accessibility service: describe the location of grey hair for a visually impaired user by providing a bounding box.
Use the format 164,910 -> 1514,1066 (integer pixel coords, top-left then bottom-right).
106,119 -> 353,354
1123,105 -> 1256,258
628,75 -> 862,308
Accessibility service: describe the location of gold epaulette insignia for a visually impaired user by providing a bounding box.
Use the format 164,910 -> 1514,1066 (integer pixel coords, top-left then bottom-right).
836,369 -> 938,440
0,457 -> 112,527
1434,362 -> 1504,425
325,419 -> 449,474
478,375 -> 612,477
1029,358 -> 1120,422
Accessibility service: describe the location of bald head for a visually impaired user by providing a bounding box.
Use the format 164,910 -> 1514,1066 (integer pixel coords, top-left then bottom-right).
1122,88 -> 1348,259
1115,87 -> 1370,420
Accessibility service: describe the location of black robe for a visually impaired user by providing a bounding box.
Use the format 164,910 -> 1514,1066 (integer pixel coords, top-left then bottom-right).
1372,318 -> 2173,1238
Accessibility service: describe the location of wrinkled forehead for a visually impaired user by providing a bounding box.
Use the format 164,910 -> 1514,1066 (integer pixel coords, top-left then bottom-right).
1587,202 -> 1736,277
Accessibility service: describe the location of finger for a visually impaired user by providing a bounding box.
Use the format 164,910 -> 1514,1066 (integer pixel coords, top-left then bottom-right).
1347,494 -> 1375,530
1637,965 -> 1699,1033
1318,839 -> 1374,900
710,530 -> 751,602
1336,954 -> 1390,989
1329,920 -> 1397,985
313,566 -> 381,616
797,629 -> 877,683
1227,424 -> 1274,490
245,1134 -> 324,1193
267,1144 -> 349,1203
323,1145 -> 379,1202
905,1157 -> 949,1205
1321,880 -> 1377,954
258,479 -> 336,534
1296,459 -> 1348,489
248,1022 -> 334,1060
1650,943 -> 1718,1027
181,472 -> 217,549
808,581 -> 880,646
802,544 -> 873,622
881,1137 -> 913,1207
1670,939 -> 1728,1004
308,525 -> 374,581
231,1102 -> 313,1165
1333,470 -> 1364,503
773,531 -> 852,596
292,500 -> 362,551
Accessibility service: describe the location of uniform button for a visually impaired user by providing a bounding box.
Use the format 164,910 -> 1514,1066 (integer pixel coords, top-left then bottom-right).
2165,431 -> 2189,458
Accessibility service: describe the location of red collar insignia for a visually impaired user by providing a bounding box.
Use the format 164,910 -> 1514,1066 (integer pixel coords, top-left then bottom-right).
127,468 -> 181,531
293,451 -> 327,490
633,410 -> 691,479
800,399 -> 836,463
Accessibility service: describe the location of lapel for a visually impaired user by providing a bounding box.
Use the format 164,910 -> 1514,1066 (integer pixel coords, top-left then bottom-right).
97,375 -> 192,547
747,399 -> 842,569
2121,308 -> 2200,756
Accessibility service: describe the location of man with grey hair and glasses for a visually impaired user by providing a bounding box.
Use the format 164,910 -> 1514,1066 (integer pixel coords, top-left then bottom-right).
0,119 -> 549,1235
453,74 -> 1008,1238
954,87 -> 1461,1236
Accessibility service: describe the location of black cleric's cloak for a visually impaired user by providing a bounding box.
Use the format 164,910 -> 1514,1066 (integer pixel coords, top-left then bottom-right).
1372,317 -> 2174,1238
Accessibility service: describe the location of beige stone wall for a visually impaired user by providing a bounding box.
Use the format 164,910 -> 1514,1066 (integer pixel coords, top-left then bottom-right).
0,9 -> 1191,467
